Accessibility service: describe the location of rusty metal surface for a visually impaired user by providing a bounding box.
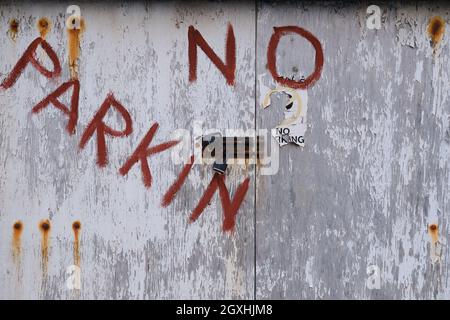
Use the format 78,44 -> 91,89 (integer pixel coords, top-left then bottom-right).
0,1 -> 449,299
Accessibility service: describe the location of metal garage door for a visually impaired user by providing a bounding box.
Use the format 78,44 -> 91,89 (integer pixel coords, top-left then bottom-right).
0,1 -> 449,299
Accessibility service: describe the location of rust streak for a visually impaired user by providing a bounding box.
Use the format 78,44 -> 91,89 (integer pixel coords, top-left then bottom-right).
39,219 -> 51,276
72,221 -> 81,266
427,16 -> 445,50
428,223 -> 439,244
12,221 -> 23,263
67,18 -> 85,80
37,17 -> 51,39
428,223 -> 441,263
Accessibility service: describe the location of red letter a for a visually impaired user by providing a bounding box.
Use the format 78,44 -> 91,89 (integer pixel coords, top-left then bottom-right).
32,79 -> 80,135
1,37 -> 62,90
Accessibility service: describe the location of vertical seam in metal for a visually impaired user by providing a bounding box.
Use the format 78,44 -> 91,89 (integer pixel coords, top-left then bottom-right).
253,0 -> 258,301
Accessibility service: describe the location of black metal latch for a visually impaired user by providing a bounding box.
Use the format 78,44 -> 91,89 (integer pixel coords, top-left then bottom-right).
200,133 -> 264,175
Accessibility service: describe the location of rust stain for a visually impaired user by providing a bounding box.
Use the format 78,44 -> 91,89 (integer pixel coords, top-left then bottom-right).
39,219 -> 51,276
12,220 -> 23,262
67,18 -> 85,80
37,17 -> 51,39
428,223 -> 439,244
8,18 -> 19,41
428,223 -> 442,263
72,221 -> 81,266
427,16 -> 445,49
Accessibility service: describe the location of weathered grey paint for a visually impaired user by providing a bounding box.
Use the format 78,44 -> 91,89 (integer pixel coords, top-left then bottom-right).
0,1 -> 449,299
256,1 -> 450,299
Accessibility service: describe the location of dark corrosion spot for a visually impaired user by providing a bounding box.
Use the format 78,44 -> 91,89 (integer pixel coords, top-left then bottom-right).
37,17 -> 51,38
427,16 -> 446,46
431,20 -> 443,35
38,18 -> 49,29
72,221 -> 81,231
429,224 -> 438,231
39,220 -> 51,232
13,221 -> 23,231
9,19 -> 19,32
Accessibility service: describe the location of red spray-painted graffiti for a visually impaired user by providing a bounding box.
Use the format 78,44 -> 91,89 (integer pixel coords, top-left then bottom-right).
32,79 -> 80,135
190,173 -> 250,232
267,26 -> 324,89
188,23 -> 236,86
119,123 -> 179,188
162,156 -> 250,232
79,94 -> 133,167
1,37 -> 61,90
1,23 -> 324,232
162,155 -> 195,207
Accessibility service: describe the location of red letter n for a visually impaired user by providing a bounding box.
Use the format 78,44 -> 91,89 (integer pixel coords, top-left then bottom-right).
188,23 -> 236,85
1,37 -> 62,90
32,79 -> 80,135
79,94 -> 133,167
162,158 -> 250,231
190,173 -> 250,232
119,123 -> 179,188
